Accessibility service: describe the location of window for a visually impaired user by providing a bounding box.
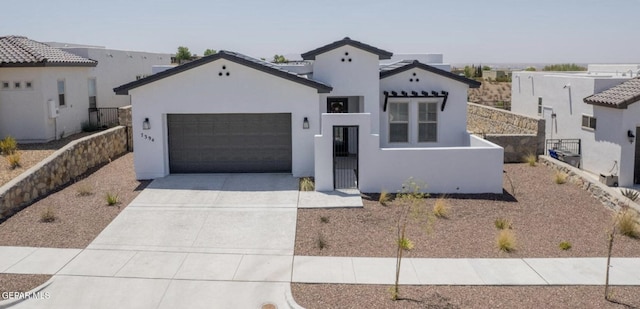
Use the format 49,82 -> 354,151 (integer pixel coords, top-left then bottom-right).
13,82 -> 21,89
57,80 -> 66,106
537,97 -> 543,115
418,102 -> 438,142
25,81 -> 33,89
1,81 -> 9,89
581,115 -> 596,130
389,102 -> 409,142
88,78 -> 97,109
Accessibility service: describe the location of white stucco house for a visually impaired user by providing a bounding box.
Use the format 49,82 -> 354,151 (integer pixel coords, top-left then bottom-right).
511,65 -> 640,187
115,37 -> 504,193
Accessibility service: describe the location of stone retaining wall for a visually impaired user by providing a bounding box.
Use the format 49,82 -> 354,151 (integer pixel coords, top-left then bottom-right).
118,105 -> 133,151
540,155 -> 640,213
0,126 -> 128,221
467,103 -> 545,162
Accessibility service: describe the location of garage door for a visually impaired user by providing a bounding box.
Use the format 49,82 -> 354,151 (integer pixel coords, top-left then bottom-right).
167,113 -> 292,173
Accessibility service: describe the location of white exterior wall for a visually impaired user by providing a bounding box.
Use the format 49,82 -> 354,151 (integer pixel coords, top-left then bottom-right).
314,113 -> 503,193
0,66 -> 90,142
128,59 -> 320,179
511,71 -> 636,186
311,47 -> 381,134
63,48 -> 171,108
379,70 -> 470,147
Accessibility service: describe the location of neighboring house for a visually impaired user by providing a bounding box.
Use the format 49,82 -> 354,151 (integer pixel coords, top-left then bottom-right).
511,65 -> 640,187
0,35 -> 97,143
483,70 -> 508,81
115,37 -> 504,193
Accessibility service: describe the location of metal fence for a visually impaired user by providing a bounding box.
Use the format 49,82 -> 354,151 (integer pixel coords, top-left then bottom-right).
88,108 -> 119,129
545,139 -> 581,155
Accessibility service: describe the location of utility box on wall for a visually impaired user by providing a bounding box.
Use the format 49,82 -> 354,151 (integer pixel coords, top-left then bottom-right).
47,99 -> 59,118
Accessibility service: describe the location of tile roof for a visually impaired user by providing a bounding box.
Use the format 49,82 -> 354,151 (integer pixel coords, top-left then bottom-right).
380,60 -> 481,88
114,50 -> 332,95
583,77 -> 640,109
0,35 -> 96,67
301,37 -> 393,60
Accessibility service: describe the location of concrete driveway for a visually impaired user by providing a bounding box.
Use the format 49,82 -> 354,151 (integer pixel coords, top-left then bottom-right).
11,174 -> 300,309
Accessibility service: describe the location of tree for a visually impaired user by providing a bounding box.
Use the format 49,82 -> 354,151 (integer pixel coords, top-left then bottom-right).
272,54 -> 288,63
476,65 -> 483,78
542,63 -> 587,71
524,66 -> 537,71
203,49 -> 216,56
175,46 -> 192,62
482,65 -> 491,71
463,65 -> 474,78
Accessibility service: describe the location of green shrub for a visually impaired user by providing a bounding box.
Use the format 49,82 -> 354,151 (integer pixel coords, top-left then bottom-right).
559,241 -> 572,250
106,192 -> 119,206
7,153 -> 21,169
320,216 -> 329,223
494,218 -> 512,230
0,136 -> 17,155
40,207 -> 56,223
299,177 -> 314,191
397,237 -> 414,251
497,229 -> 516,252
621,189 -> 639,202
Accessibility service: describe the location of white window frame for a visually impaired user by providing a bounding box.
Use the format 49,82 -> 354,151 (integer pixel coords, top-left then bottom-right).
57,79 -> 66,107
537,97 -> 543,116
581,114 -> 596,130
418,102 -> 438,142
389,102 -> 409,143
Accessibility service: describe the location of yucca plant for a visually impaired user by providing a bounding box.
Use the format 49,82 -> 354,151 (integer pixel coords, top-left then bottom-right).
621,189 -> 639,202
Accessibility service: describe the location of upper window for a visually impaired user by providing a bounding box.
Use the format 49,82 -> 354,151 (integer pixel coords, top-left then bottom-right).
13,82 -> 21,89
389,102 -> 409,143
537,97 -> 543,116
581,115 -> 596,130
57,80 -> 66,106
25,81 -> 33,89
1,81 -> 9,89
418,102 -> 438,142
88,78 -> 97,109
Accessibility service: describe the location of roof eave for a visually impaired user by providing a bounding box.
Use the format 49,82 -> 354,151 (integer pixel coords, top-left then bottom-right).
301,38 -> 393,60
380,62 -> 481,88
0,62 -> 97,68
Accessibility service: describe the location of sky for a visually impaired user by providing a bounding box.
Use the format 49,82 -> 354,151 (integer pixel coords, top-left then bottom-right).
2,0 -> 639,64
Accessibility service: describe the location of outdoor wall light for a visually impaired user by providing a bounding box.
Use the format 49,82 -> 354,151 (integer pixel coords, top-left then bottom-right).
628,130 -> 635,143
303,117 -> 310,129
563,84 -> 571,89
142,118 -> 150,130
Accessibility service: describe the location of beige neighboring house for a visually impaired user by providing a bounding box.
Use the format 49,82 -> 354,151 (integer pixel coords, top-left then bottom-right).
0,35 -> 97,143
483,70 -> 508,80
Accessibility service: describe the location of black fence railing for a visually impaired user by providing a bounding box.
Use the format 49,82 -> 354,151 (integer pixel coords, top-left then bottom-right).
88,108 -> 119,129
545,139 -> 581,155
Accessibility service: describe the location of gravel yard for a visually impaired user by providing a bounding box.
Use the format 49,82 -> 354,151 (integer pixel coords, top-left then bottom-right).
0,153 -> 147,299
0,132 -> 93,187
295,164 -> 639,258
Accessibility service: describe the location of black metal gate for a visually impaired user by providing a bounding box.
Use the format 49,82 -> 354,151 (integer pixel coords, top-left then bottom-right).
333,126 -> 358,189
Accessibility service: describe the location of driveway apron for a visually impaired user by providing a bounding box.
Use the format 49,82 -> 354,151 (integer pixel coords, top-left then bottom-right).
10,174 -> 299,309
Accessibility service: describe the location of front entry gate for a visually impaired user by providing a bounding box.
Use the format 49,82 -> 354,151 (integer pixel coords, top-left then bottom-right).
333,126 -> 359,189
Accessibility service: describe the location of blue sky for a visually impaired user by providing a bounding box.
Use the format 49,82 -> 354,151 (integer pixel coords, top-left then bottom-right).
2,0 -> 639,64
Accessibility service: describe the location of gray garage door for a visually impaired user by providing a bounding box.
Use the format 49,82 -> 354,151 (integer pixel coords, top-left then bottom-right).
167,113 -> 292,173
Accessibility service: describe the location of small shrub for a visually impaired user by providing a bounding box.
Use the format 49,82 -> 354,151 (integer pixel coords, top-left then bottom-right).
299,177 -> 314,191
554,171 -> 568,184
0,136 -> 17,155
432,196 -> 450,218
40,207 -> 56,223
559,241 -> 572,250
316,233 -> 327,250
379,190 -> 390,206
621,189 -> 639,202
106,192 -> 119,206
397,237 -> 414,251
496,229 -> 516,252
494,218 -> 512,230
523,153 -> 537,166
6,153 -> 21,169
76,183 -> 94,196
320,216 -> 329,223
616,208 -> 639,238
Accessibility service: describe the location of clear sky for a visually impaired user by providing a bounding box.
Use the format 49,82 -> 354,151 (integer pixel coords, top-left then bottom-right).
2,0 -> 639,64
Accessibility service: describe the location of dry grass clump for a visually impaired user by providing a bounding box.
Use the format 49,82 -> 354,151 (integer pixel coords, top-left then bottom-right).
496,229 -> 516,252
6,153 -> 21,169
615,208 -> 639,238
558,241 -> 572,250
432,196 -> 450,218
39,207 -> 56,223
299,177 -> 315,191
494,218 -> 512,230
378,190 -> 390,206
0,136 -> 17,155
397,237 -> 414,251
76,183 -> 94,196
554,171 -> 568,184
523,153 -> 537,166
316,233 -> 327,250
106,192 -> 119,206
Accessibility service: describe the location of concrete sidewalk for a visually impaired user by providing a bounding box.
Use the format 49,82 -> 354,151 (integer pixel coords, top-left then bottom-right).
292,256 -> 640,286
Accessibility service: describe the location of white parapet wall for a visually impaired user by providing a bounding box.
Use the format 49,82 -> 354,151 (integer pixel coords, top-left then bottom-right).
315,113 -> 504,193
